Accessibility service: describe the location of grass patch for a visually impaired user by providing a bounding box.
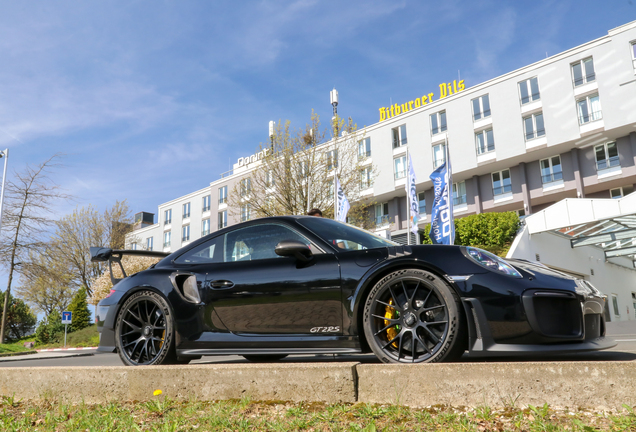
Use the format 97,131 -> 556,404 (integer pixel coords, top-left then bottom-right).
35,325 -> 99,349
0,396 -> 634,431
0,343 -> 33,355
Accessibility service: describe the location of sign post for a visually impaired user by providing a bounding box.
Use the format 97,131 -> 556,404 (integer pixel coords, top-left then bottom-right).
62,311 -> 72,348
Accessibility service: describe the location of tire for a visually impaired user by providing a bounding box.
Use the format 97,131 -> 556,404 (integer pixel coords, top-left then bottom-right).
242,354 -> 288,362
115,290 -> 178,366
362,269 -> 466,364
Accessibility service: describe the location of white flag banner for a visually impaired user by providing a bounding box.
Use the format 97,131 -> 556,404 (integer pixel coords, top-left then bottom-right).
406,153 -> 419,236
335,176 -> 350,223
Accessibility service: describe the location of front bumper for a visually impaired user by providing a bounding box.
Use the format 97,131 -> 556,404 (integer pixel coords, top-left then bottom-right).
462,294 -> 616,357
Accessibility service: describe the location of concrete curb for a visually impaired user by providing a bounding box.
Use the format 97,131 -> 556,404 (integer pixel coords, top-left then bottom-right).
0,362 -> 359,404
0,351 -> 37,358
36,347 -> 98,352
0,361 -> 635,408
356,361 -> 636,409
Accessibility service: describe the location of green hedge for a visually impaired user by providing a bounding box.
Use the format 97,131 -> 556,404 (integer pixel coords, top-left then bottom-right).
421,212 -> 520,255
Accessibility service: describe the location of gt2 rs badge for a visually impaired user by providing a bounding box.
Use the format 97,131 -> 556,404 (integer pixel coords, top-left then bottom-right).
310,326 -> 340,333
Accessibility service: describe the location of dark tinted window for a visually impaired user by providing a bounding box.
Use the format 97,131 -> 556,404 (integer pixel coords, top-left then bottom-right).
224,224 -> 309,262
174,236 -> 223,264
298,217 -> 397,251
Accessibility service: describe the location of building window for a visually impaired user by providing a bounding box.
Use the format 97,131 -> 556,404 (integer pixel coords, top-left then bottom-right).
182,225 -> 190,242
492,169 -> 512,196
471,94 -> 491,121
418,192 -> 426,215
523,112 -> 545,141
540,156 -> 563,184
265,170 -> 274,187
131,242 -> 138,250
326,150 -> 338,171
360,167 -> 373,190
218,211 -> 227,230
219,186 -> 228,204
610,188 -> 624,199
146,237 -> 153,251
453,181 -> 467,206
430,111 -> 447,135
595,142 -> 619,171
475,129 -> 495,155
518,77 -> 540,105
394,155 -> 406,179
358,137 -> 371,159
577,93 -> 602,124
202,219 -> 210,236
612,294 -> 620,317
240,204 -> 251,222
392,124 -> 407,148
571,57 -> 595,87
202,195 -> 211,212
164,209 -> 172,225
432,143 -> 446,169
183,202 -> 191,219
375,203 -> 389,226
240,178 -> 251,197
163,231 -> 171,248
632,41 -> 636,69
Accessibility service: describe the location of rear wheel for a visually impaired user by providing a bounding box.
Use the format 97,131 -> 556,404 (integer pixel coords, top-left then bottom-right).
242,354 -> 288,362
362,269 -> 465,363
115,290 -> 177,366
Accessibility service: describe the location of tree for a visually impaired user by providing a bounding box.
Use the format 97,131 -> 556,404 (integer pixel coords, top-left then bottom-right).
0,291 -> 37,341
0,154 -> 69,343
45,201 -> 133,297
67,287 -> 91,332
228,112 -> 377,228
35,310 -> 65,345
14,247 -> 76,316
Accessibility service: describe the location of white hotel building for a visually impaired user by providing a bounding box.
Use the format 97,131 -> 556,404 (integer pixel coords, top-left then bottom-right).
129,21 -> 636,322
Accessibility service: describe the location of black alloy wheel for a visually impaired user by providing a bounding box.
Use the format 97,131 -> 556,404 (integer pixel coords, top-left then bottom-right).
242,354 -> 288,362
363,269 -> 465,363
115,290 -> 177,366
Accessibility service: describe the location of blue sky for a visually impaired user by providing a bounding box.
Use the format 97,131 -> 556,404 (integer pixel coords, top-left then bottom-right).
0,1 -> 634,305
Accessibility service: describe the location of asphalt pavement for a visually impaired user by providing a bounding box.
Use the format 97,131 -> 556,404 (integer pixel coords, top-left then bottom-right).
2,320 -> 635,367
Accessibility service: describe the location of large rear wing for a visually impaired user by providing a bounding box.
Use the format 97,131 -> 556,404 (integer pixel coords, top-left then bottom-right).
90,247 -> 170,285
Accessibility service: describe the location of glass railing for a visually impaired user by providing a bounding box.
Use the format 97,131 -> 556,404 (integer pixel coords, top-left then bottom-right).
376,215 -> 390,225
394,170 -> 406,180
573,73 -> 596,87
579,110 -> 602,125
541,171 -> 563,184
597,156 -> 620,171
493,184 -> 512,196
520,93 -> 541,104
453,195 -> 467,206
219,197 -> 227,204
525,129 -> 546,140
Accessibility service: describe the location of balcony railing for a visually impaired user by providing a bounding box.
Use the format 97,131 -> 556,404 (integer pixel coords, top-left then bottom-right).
183,212 -> 190,219
520,92 -> 541,105
476,142 -> 495,155
163,242 -> 170,248
219,197 -> 227,204
360,180 -> 373,190
202,230 -> 210,237
358,149 -> 371,160
202,205 -> 210,212
493,184 -> 512,196
579,110 -> 602,125
376,215 -> 390,226
596,156 -> 620,171
541,171 -> 563,184
182,236 -> 189,242
164,219 -> 171,225
453,195 -> 467,206
573,73 -> 595,87
394,170 -> 406,180
431,124 -> 447,135
525,129 -> 546,141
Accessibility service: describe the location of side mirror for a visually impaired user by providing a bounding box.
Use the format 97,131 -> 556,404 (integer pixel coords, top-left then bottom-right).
275,240 -> 313,264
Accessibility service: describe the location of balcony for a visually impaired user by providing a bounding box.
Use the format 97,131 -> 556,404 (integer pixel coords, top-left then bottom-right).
596,156 -> 620,171
493,184 -> 512,196
541,172 -> 563,184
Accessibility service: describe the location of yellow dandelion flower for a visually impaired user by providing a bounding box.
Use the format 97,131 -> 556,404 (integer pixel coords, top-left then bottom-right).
153,389 -> 163,396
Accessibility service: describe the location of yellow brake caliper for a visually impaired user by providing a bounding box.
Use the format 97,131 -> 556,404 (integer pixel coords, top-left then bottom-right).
384,299 -> 399,348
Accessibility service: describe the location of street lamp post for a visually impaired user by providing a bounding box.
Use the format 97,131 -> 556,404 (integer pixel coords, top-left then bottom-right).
0,149 -> 8,235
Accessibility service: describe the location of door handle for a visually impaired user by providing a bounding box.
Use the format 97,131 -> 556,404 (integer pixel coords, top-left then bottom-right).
208,280 -> 234,289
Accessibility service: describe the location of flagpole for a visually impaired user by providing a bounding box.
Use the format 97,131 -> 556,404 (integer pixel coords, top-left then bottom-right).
334,176 -> 337,221
406,147 -> 411,245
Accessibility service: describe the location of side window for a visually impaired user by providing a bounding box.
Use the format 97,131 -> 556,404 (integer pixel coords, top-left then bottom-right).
174,236 -> 223,264
224,224 -> 309,262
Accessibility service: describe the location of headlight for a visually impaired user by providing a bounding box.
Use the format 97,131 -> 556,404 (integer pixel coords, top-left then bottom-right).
575,279 -> 601,296
465,247 -> 522,278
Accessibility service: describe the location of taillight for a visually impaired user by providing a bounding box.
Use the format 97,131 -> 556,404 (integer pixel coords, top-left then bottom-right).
105,289 -> 116,299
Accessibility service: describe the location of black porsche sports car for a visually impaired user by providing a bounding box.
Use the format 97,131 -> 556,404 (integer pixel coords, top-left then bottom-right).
93,216 -> 615,366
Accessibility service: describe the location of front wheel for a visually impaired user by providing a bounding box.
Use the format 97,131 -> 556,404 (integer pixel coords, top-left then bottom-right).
115,290 -> 177,366
362,269 -> 465,364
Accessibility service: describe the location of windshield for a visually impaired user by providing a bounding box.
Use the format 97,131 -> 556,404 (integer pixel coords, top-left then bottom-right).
297,217 -> 398,251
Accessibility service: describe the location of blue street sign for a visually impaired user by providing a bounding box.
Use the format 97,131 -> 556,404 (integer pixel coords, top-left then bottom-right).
62,311 -> 72,325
